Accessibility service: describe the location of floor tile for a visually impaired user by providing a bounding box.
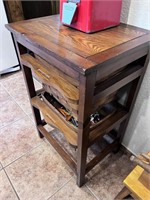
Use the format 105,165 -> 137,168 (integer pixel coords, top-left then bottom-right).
49,178 -> 97,200
0,98 -> 26,128
86,152 -> 135,200
28,112 -> 43,124
0,170 -> 18,200
0,116 -> 42,167
28,113 -> 35,123
28,114 -> 54,133
5,142 -> 73,200
1,72 -> 42,116
1,72 -> 28,99
14,95 -> 32,115
0,163 -> 2,171
33,78 -> 42,90
1,71 -> 42,98
0,83 -> 11,103
44,124 -> 54,133
0,70 -> 22,83
50,129 -> 108,163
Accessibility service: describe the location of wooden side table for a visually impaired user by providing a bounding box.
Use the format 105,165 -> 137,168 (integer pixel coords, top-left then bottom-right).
6,15 -> 150,187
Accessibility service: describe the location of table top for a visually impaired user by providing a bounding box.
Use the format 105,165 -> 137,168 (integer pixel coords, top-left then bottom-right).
6,15 -> 150,74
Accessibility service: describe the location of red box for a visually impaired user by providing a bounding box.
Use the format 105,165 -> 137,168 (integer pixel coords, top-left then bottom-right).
60,0 -> 122,33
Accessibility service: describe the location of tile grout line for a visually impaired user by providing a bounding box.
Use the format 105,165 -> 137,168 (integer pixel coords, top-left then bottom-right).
1,74 -> 43,125
1,81 -> 31,126
0,162 -> 3,171
85,184 -> 100,200
2,141 -> 44,169
1,79 -> 32,116
0,115 -> 29,130
0,71 -> 22,82
46,176 -> 74,200
3,168 -> 20,200
1,74 -> 77,199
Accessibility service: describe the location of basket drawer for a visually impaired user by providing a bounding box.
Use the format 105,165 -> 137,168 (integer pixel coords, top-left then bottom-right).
31,95 -> 78,146
21,54 -> 79,116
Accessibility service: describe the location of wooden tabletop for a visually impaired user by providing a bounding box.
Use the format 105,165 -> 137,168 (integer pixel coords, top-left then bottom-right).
6,15 -> 150,74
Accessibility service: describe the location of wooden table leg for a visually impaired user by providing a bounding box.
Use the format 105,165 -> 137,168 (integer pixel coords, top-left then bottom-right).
22,65 -> 44,138
77,124 -> 90,186
114,186 -> 131,200
77,73 -> 96,187
13,40 -> 44,138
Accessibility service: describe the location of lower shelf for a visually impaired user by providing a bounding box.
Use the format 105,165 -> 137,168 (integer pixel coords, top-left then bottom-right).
31,93 -> 128,147
38,124 -> 120,176
89,109 -> 128,145
31,96 -> 78,146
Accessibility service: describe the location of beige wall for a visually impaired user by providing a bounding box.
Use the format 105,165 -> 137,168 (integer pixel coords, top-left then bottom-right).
121,0 -> 150,155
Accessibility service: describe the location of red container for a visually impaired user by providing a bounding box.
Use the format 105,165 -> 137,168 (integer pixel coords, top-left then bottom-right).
60,0 -> 122,33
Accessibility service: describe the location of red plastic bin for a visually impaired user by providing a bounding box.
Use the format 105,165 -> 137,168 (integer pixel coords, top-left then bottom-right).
60,0 -> 122,33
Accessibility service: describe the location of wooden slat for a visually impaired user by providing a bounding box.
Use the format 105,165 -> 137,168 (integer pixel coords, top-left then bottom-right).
38,125 -> 77,174
95,64 -> 143,95
86,141 -> 118,174
89,35 -> 149,66
21,54 -> 79,103
89,110 -> 128,145
7,23 -> 96,73
36,55 -> 79,87
12,33 -> 80,78
92,92 -> 117,112
43,84 -> 78,120
31,96 -> 78,146
95,44 -> 148,82
94,67 -> 143,103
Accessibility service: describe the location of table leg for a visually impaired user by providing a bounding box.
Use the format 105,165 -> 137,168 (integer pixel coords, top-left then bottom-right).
114,186 -> 131,200
23,65 -> 43,138
77,73 -> 96,186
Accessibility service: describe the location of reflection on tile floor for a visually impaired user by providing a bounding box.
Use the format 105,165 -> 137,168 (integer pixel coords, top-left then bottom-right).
0,71 -> 134,200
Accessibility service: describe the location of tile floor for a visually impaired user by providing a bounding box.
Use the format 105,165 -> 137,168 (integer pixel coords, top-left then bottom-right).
0,71 -> 135,200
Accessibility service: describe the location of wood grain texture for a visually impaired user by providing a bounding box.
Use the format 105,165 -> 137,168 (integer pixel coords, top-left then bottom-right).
31,96 -> 78,146
36,55 -> 79,87
5,14 -> 149,74
38,125 -> 77,174
21,54 -> 79,103
124,166 -> 150,200
7,15 -> 150,187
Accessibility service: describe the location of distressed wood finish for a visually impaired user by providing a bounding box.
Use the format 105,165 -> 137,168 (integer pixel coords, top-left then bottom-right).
6,15 -> 150,187
31,96 -> 78,146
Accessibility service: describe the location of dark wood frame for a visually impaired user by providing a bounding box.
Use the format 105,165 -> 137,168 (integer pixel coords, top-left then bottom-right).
7,16 -> 150,187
